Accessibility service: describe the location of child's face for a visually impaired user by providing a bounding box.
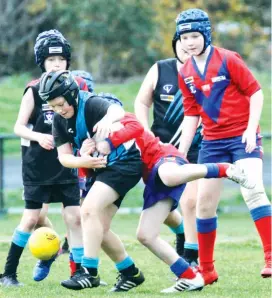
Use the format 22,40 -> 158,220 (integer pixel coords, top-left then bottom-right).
175,39 -> 190,63
48,96 -> 74,118
180,32 -> 204,56
44,56 -> 67,72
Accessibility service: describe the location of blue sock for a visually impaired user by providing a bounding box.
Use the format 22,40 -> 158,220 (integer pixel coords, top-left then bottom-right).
12,228 -> 31,247
250,205 -> 272,221
170,257 -> 189,277
71,247 -> 84,264
169,222 -> 184,234
203,163 -> 219,178
184,242 -> 198,250
81,256 -> 99,269
196,217 -> 217,233
115,256 -> 134,271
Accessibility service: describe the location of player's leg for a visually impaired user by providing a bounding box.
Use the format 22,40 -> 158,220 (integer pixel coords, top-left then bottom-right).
61,205 -> 70,254
100,202 -> 144,292
164,209 -> 185,257
236,157 -> 271,278
179,180 -> 198,265
0,195 -> 42,287
33,184 -> 80,282
196,178 -> 222,285
35,203 -> 53,229
137,197 -> 203,292
158,161 -> 254,188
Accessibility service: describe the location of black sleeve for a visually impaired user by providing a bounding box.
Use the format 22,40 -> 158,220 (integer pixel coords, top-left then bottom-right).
52,114 -> 70,147
84,96 -> 112,136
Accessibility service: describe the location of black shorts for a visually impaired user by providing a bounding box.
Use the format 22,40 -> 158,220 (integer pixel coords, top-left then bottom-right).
86,159 -> 143,208
187,149 -> 199,164
23,183 -> 80,209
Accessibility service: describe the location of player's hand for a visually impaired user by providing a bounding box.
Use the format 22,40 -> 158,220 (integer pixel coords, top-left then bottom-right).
93,116 -> 111,141
80,155 -> 107,169
37,133 -> 54,150
242,129 -> 256,153
96,140 -> 111,155
80,138 -> 96,156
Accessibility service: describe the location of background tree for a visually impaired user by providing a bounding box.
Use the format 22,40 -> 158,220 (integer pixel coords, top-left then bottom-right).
0,0 -> 52,75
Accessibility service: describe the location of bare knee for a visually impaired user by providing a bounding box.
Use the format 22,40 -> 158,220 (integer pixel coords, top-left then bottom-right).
197,195 -> 217,217
181,196 -> 196,213
137,229 -> 156,247
81,205 -> 103,225
64,207 -> 81,228
19,214 -> 39,231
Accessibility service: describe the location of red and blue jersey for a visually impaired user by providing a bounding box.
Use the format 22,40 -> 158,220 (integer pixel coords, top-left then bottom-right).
178,46 -> 261,140
108,113 -> 186,182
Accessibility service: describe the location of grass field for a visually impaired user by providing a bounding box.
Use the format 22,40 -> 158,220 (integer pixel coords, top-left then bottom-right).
0,212 -> 271,298
0,71 -> 271,154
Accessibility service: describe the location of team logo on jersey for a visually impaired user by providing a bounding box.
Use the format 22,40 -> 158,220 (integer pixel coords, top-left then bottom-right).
42,104 -> 54,125
43,111 -> 54,124
211,76 -> 226,83
163,84 -> 173,93
189,85 -> 196,94
48,46 -> 63,54
184,77 -> 194,84
68,128 -> 74,134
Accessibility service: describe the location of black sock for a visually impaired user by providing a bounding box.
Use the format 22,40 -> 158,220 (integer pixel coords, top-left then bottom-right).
183,248 -> 198,262
84,267 -> 98,277
4,242 -> 24,276
75,263 -> 81,271
176,233 -> 185,256
120,264 -> 138,276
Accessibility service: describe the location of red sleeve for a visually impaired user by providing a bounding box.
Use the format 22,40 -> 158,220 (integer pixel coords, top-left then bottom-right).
107,113 -> 144,148
227,52 -> 261,97
178,72 -> 199,116
75,76 -> 89,91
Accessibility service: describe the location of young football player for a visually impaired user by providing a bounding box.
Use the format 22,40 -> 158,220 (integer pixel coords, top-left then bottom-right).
38,70 -> 145,292
176,8 -> 271,285
87,112 -> 254,293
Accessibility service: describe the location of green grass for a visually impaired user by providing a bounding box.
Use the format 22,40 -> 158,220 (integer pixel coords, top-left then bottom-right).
0,213 -> 270,297
0,72 -> 271,154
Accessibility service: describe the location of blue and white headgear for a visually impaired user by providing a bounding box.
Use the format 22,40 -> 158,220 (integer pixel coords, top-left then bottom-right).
34,29 -> 71,72
175,9 -> 212,54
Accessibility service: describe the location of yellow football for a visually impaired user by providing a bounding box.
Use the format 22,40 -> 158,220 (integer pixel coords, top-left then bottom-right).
28,227 -> 60,260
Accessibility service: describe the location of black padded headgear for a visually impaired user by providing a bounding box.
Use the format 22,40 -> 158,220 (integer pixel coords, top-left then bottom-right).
34,29 -> 71,72
39,70 -> 79,106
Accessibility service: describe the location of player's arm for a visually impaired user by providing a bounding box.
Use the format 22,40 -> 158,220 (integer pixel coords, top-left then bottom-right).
177,73 -> 200,156
227,53 -> 263,153
96,113 -> 144,155
57,142 -> 106,169
242,89 -> 264,153
14,88 -> 54,150
134,63 -> 157,133
107,113 -> 144,148
93,101 -> 125,141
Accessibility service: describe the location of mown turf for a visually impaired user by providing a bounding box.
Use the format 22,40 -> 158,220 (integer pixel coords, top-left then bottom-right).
0,213 -> 271,298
